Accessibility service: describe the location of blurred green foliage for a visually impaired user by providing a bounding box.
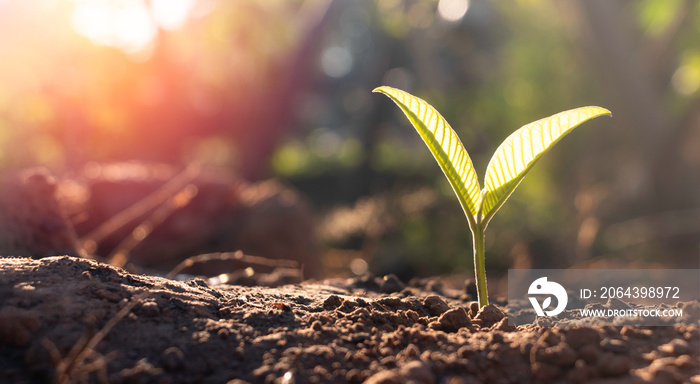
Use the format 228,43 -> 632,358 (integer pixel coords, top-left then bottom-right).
279,0 -> 700,276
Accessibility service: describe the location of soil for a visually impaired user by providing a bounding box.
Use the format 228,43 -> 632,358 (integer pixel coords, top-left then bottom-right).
1,256 -> 698,384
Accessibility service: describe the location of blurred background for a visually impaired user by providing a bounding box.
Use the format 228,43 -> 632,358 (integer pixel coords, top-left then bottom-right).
0,0 -> 698,280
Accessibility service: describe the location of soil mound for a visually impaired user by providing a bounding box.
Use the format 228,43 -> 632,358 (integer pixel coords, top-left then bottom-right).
0,256 -> 697,383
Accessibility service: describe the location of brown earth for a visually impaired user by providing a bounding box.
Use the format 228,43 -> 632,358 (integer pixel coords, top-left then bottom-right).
0,256 -> 698,384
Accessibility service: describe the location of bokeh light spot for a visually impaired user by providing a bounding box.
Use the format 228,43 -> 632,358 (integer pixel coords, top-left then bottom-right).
309,129 -> 341,159
320,46 -> 353,78
350,258 -> 369,276
272,140 -> 307,176
437,0 -> 470,23
672,61 -> 700,96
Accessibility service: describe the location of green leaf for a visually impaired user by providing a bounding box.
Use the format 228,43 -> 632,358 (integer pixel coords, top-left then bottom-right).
481,106 -> 611,225
373,86 -> 482,228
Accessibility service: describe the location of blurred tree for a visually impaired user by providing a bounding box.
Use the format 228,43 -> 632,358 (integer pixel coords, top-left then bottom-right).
570,0 -> 699,266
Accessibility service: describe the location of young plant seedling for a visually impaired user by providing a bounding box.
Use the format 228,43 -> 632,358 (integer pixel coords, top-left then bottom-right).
373,86 -> 611,308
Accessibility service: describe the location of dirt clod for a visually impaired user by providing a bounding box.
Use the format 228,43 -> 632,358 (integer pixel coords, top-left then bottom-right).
423,295 -> 449,316
323,294 -> 343,308
658,338 -> 690,356
431,307 -> 471,333
474,304 -> 505,327
675,354 -> 699,370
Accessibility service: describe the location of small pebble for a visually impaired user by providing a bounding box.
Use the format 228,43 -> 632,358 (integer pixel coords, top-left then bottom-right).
161,347 -> 185,371
217,328 -> 229,339
138,301 -> 160,317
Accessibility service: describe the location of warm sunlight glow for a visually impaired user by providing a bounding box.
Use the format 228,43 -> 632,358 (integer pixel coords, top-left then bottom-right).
151,0 -> 194,30
71,0 -> 156,54
70,0 -> 195,54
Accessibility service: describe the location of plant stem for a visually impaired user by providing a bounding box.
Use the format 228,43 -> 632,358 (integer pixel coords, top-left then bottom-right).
472,224 -> 489,307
